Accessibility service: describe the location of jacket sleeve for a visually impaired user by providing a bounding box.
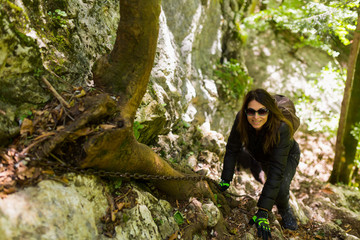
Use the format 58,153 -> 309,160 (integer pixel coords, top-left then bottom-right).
257,122 -> 291,211
221,112 -> 242,182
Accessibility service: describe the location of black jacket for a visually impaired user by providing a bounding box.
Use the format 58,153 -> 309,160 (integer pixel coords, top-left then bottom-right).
221,112 -> 300,211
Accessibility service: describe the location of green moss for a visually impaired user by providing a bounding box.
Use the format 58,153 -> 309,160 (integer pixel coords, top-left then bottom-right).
6,0 -> 23,13
1,2 -> 28,32
47,9 -> 68,28
213,59 -> 253,102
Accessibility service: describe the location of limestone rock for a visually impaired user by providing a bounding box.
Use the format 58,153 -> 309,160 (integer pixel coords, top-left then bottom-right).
0,175 -> 108,240
202,201 -> 221,227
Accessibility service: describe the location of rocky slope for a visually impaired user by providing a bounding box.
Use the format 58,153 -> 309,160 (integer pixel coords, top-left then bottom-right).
1,0 -> 359,239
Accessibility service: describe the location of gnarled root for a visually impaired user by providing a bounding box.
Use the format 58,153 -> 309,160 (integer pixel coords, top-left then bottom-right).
34,94 -> 117,159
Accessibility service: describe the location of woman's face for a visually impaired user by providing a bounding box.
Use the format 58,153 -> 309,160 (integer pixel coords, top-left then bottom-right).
246,100 -> 269,131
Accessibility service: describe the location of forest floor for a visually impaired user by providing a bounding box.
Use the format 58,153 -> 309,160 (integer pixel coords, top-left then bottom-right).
1,98 -> 360,239
209,131 -> 360,240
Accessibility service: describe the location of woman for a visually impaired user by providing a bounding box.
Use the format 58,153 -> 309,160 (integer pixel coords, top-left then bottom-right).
219,88 -> 300,239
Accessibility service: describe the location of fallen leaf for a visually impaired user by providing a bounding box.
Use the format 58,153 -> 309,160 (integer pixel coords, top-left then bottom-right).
4,187 -> 16,194
58,108 -> 64,120
20,118 -> 34,135
111,211 -> 116,222
320,187 -> 334,194
42,169 -> 55,175
56,126 -> 65,131
168,231 -> 178,240
78,102 -> 85,112
75,89 -> 86,98
33,110 -> 44,116
61,176 -> 69,184
0,153 -> 14,165
116,202 -> 125,211
16,163 -> 28,180
100,124 -> 116,130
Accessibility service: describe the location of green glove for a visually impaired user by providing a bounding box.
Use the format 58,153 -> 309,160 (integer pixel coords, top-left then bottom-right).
218,179 -> 230,192
249,210 -> 272,240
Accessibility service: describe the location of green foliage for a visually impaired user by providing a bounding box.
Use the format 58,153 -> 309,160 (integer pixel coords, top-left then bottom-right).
133,121 -> 144,140
168,157 -> 177,163
19,110 -> 33,122
153,217 -> 164,225
351,122 -> 360,141
351,122 -> 360,169
113,178 -> 123,189
122,214 -> 129,223
243,0 -> 358,57
111,178 -> 123,195
294,63 -> 346,135
173,211 -> 185,225
7,0 -> 24,13
182,120 -> 191,128
48,9 -> 67,28
33,68 -> 43,78
213,59 -> 253,102
214,194 -> 222,208
335,219 -> 343,225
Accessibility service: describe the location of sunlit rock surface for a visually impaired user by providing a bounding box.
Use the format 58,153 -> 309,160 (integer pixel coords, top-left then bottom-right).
0,175 -> 107,239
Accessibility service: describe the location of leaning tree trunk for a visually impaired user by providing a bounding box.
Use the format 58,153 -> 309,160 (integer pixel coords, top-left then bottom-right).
329,11 -> 360,184
69,0 -> 215,200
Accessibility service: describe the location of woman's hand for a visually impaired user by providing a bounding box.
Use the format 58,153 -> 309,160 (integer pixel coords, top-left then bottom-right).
249,209 -> 272,239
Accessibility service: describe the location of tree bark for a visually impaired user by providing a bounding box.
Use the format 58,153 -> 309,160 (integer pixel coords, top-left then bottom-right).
75,0 -> 216,200
93,0 -> 161,121
329,11 -> 360,184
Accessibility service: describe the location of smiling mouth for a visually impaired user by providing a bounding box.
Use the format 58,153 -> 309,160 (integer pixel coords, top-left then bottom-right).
252,122 -> 263,127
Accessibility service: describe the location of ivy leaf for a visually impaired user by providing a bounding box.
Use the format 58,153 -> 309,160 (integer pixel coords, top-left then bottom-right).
173,211 -> 184,225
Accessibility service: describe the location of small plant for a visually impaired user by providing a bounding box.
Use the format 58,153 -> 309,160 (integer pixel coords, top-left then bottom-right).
48,9 -> 67,28
133,121 -> 144,140
168,157 -> 177,163
112,178 -> 123,195
153,217 -> 164,225
213,59 -> 253,102
33,68 -> 43,78
122,214 -> 129,223
214,194 -> 222,208
19,110 -> 33,123
173,211 -> 185,225
113,179 -> 122,189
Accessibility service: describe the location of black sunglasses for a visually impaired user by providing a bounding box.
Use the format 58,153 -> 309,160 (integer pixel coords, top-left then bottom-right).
245,108 -> 269,116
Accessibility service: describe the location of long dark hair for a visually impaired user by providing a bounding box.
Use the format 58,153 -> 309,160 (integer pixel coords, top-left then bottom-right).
237,88 -> 293,153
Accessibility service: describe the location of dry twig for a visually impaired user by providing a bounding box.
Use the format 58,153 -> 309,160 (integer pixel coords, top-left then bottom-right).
41,77 -> 71,109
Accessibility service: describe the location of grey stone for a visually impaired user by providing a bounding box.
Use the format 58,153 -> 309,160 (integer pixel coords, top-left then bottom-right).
0,176 -> 107,240
202,201 -> 221,227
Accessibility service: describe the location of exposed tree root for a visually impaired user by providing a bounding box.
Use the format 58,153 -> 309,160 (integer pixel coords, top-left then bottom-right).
182,214 -> 208,240
35,94 -> 117,159
26,93 -> 222,203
